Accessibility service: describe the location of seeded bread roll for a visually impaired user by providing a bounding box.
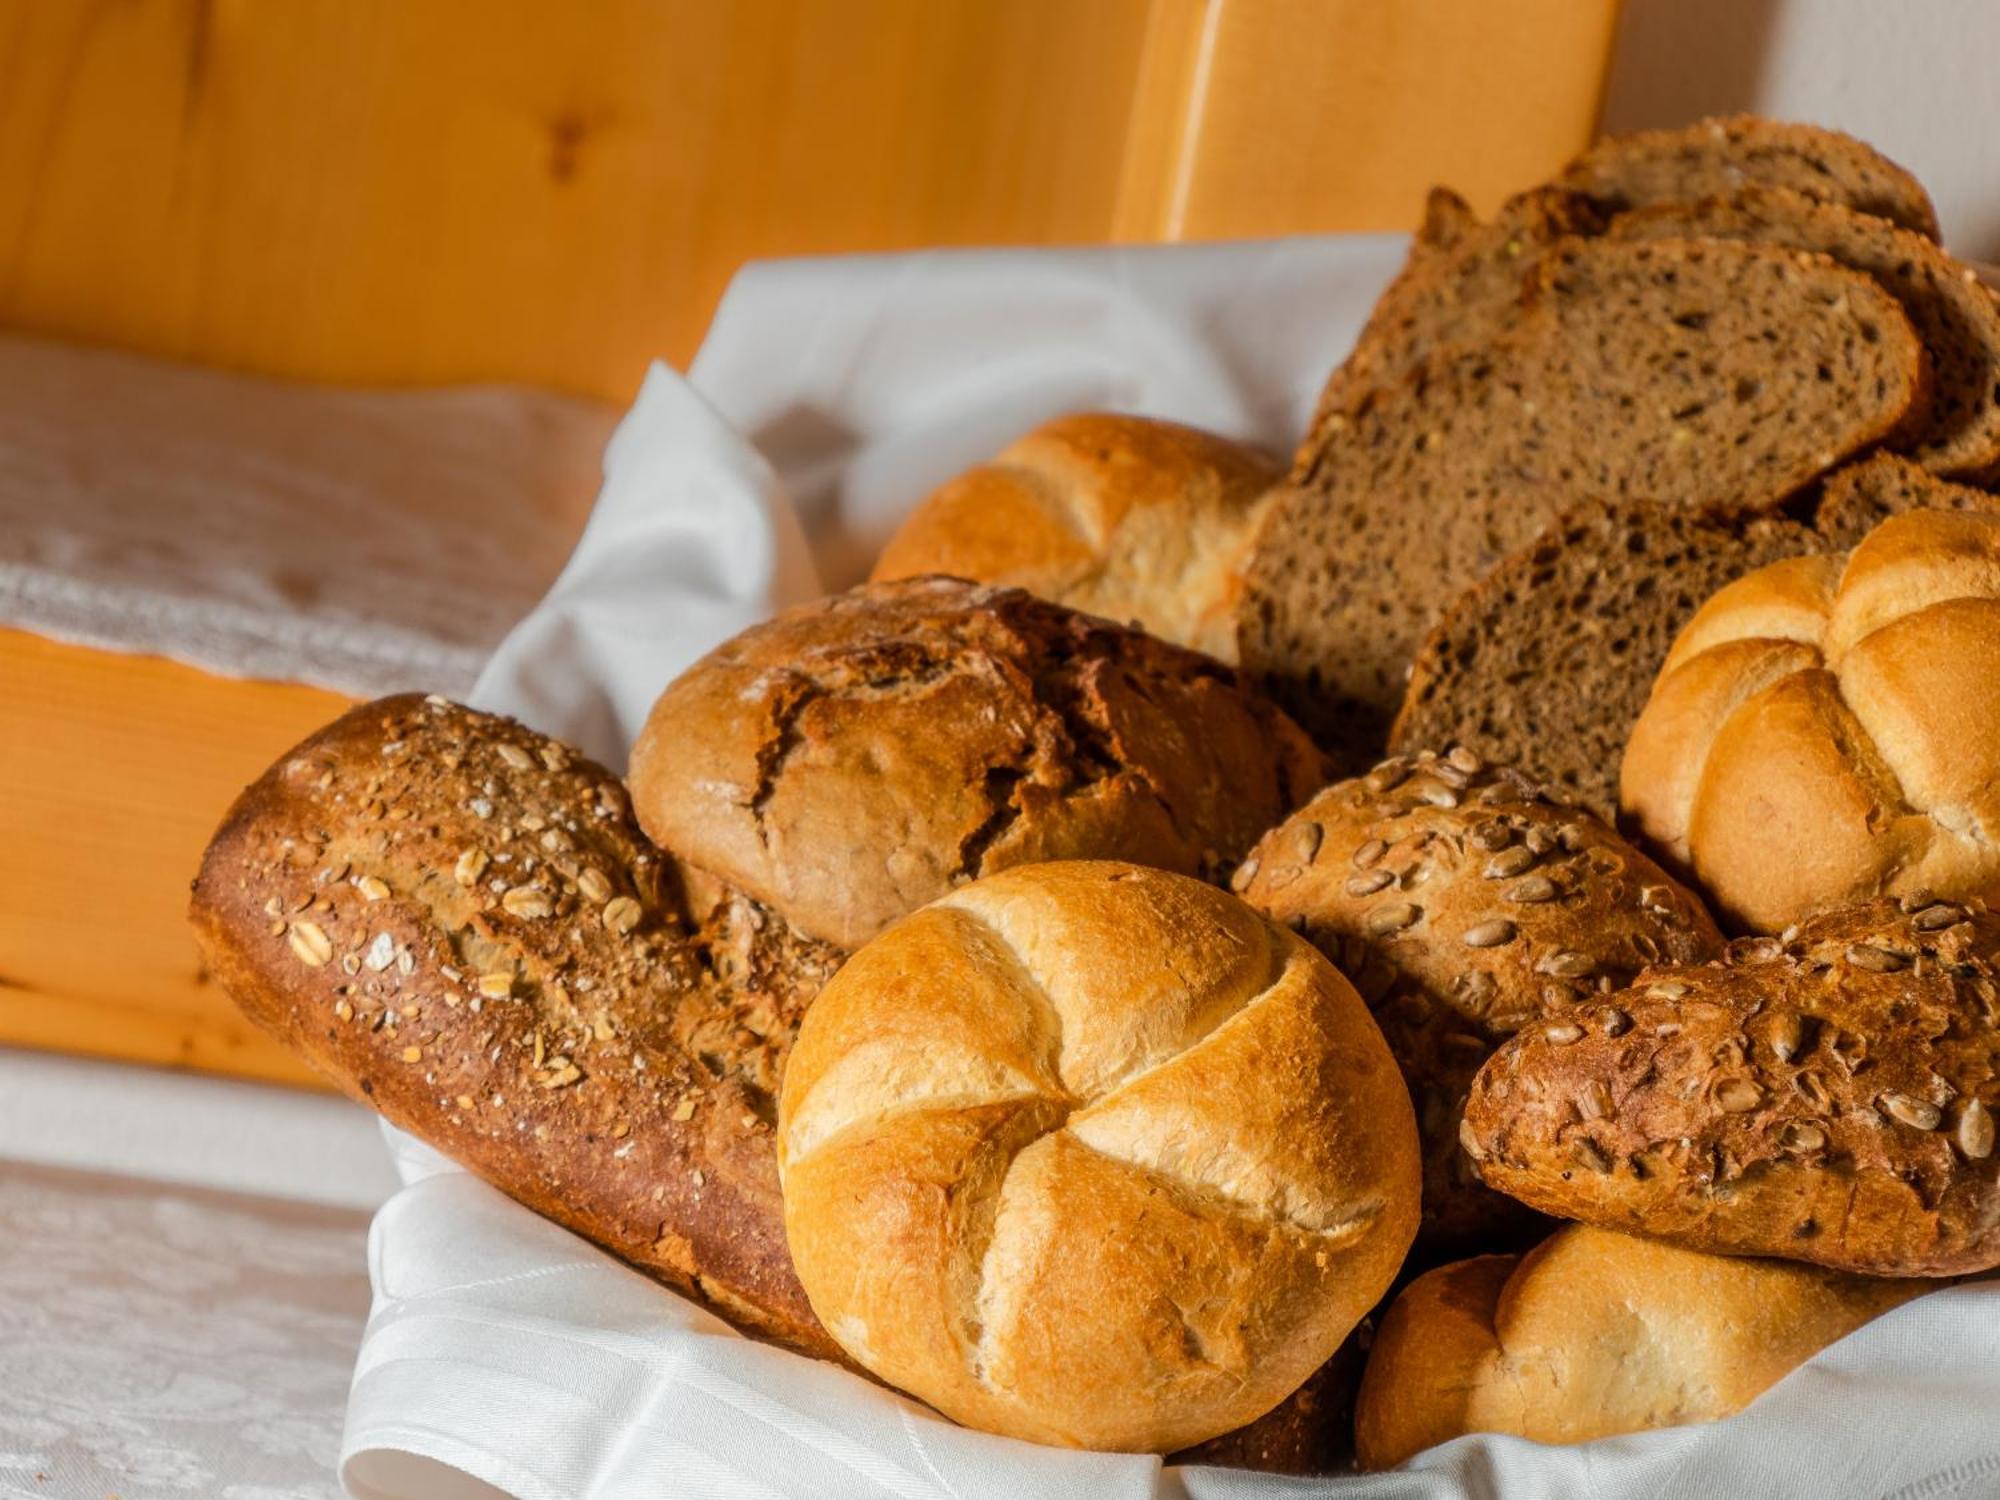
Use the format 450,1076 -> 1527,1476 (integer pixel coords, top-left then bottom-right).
632,577 -> 1327,950
1241,238 -> 1923,765
1235,747 -> 1723,1253
1606,187 -> 2000,474
868,413 -> 1279,662
1462,899 -> 2000,1277
778,862 -> 1420,1454
1305,186 -> 1606,444
1354,1225 -> 1930,1469
189,694 -> 839,1357
1622,508 -> 2000,932
1558,115 -> 1940,239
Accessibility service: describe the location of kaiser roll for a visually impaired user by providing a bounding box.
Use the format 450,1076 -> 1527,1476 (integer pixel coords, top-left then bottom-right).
1354,1225 -> 1929,1469
868,413 -> 1278,662
1622,508 -> 2000,932
776,861 -> 1420,1453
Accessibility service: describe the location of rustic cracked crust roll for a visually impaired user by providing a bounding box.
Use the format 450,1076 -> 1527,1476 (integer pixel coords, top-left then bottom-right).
1462,898 -> 2000,1276
777,862 -> 1420,1454
868,412 -> 1280,662
1354,1225 -> 1929,1469
1235,747 -> 1723,1254
632,576 -> 1328,951
1621,508 -> 2000,933
189,694 -> 841,1358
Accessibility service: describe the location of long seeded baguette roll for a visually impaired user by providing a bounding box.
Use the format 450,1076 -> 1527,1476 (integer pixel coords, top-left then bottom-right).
1241,237 -> 1924,764
632,577 -> 1327,950
1389,458 -> 1998,817
189,694 -> 840,1357
1606,187 -> 2000,474
1354,1225 -> 1930,1469
1234,747 -> 1722,1254
1558,115 -> 1940,239
1462,899 -> 2000,1277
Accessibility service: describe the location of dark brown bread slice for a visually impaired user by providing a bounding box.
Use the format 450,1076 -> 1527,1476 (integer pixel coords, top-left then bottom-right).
1389,503 -> 1828,818
1607,188 -> 2000,474
189,694 -> 841,1359
1240,237 -> 1923,767
1306,186 -> 1606,445
1559,115 -> 1940,239
1463,898 -> 2000,1277
1389,457 -> 1997,815
1812,449 -> 1999,544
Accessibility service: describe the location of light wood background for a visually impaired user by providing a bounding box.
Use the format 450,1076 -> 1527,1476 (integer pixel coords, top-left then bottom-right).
0,0 -> 1619,1087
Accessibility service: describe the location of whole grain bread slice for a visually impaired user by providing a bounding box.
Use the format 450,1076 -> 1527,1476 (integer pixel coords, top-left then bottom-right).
1606,188 -> 2000,474
1306,186 -> 1606,443
1240,237 -> 1923,767
1388,455 -> 1997,815
1558,115 -> 1939,239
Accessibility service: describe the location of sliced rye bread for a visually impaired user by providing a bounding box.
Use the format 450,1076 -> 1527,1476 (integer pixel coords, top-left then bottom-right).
1239,237 -> 1924,768
1306,186 -> 1606,443
1558,115 -> 1940,240
1388,455 -> 1997,816
1605,188 -> 2000,475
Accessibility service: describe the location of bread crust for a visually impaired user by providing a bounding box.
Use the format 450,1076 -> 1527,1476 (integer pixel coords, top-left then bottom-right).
632,577 -> 1326,950
777,862 -> 1419,1454
1237,747 -> 1723,1253
189,694 -> 839,1356
1354,1225 -> 1929,1469
869,413 -> 1279,662
1463,899 -> 2000,1276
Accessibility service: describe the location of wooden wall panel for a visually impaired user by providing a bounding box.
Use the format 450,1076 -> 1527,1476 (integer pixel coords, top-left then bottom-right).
0,0 -> 1616,402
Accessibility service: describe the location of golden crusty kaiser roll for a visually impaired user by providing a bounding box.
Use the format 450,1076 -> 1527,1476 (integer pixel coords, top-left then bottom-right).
777,861 -> 1420,1453
1354,1225 -> 1928,1469
630,577 -> 1326,951
1236,746 -> 1723,1253
869,413 -> 1278,662
1622,508 -> 2000,932
1463,898 -> 2000,1277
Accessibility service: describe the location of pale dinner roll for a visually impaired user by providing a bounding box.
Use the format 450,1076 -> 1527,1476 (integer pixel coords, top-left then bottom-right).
1354,1225 -> 1929,1469
868,412 -> 1278,661
1622,508 -> 2000,931
777,861 -> 1420,1454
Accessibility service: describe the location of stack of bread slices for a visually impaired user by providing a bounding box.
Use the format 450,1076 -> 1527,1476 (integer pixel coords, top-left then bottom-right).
191,116 -> 2000,1477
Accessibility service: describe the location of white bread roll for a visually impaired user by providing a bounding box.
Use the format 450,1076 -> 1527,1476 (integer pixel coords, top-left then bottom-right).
1621,509 -> 2000,931
776,861 -> 1420,1453
868,412 -> 1278,662
1354,1225 -> 1929,1469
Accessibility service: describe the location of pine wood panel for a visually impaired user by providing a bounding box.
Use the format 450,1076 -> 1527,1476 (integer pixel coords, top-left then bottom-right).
1,628 -> 350,1087
0,0 -> 1617,403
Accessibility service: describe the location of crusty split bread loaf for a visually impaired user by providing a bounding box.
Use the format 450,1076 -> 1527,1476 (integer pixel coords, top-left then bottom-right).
1241,237 -> 1923,763
869,413 -> 1279,662
1354,1225 -> 1929,1469
189,694 -> 839,1357
632,577 -> 1326,950
1622,508 -> 2000,931
1607,187 -> 2000,474
1463,898 -> 2000,1277
1391,459 -> 1996,818
1236,747 -> 1722,1253
1558,115 -> 1940,239
778,862 -> 1420,1454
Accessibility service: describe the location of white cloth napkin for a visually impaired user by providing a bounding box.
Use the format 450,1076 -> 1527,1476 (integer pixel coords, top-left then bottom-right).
338,237 -> 2000,1499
